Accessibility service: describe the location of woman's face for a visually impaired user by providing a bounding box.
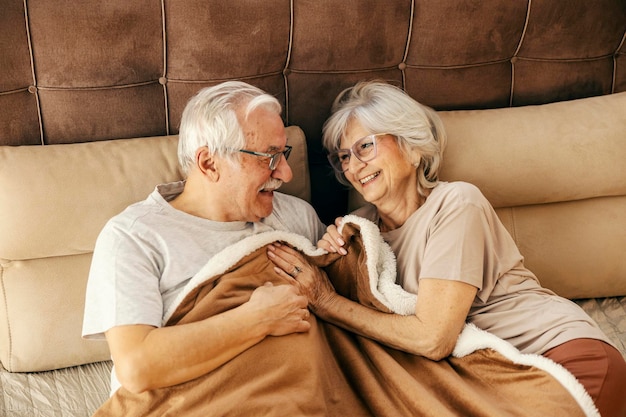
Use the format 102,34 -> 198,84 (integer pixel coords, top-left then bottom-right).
340,120 -> 417,209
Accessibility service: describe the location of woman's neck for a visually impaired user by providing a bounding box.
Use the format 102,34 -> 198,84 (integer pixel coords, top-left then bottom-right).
376,192 -> 427,232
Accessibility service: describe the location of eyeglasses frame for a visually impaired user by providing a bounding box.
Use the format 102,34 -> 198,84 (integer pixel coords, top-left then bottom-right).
238,145 -> 292,171
327,133 -> 389,173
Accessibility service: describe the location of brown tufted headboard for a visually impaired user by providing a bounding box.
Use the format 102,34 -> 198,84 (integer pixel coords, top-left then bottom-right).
1,0 -> 625,223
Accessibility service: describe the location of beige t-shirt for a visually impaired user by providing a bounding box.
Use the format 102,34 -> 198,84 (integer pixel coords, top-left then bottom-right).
353,181 -> 612,354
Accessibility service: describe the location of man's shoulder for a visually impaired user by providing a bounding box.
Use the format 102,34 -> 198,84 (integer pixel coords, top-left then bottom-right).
273,191 -> 314,210
103,188 -> 165,231
270,192 -> 324,238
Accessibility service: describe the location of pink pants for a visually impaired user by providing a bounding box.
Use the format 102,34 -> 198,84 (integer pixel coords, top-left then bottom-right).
543,338 -> 626,417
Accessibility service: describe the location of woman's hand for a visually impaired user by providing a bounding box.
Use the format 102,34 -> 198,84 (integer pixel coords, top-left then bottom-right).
266,242 -> 336,311
317,217 -> 348,255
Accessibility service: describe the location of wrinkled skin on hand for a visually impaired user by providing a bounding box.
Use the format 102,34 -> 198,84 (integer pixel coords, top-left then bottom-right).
266,242 -> 337,313
247,281 -> 311,336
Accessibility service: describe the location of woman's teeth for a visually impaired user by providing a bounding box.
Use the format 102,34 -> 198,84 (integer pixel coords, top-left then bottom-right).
360,172 -> 380,185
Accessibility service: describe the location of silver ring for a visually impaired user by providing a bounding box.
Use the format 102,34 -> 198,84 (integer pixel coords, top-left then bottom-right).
292,266 -> 302,276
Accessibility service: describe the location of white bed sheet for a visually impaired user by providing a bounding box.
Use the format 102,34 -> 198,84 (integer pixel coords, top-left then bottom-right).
0,360 -> 111,417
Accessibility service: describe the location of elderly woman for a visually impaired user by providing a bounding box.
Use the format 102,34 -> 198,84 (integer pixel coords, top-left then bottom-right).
267,80 -> 626,416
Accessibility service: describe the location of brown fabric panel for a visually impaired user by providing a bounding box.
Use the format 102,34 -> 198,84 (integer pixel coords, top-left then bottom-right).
39,84 -> 166,144
513,58 -> 614,105
617,52 -> 626,93
408,0 -> 527,66
166,0 -> 290,80
0,1 -> 40,145
290,0 -> 410,71
0,92 -> 40,146
0,1 -> 32,91
166,75 -> 286,134
28,0 -> 162,87
404,64 -> 512,110
1,0 -> 625,219
520,0 -> 626,59
316,224 -> 393,313
287,71 -> 402,154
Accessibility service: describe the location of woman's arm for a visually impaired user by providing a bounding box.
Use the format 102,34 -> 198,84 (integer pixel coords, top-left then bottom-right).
267,243 -> 477,360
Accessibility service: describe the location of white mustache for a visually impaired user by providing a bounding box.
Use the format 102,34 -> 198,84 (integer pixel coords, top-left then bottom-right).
259,179 -> 283,192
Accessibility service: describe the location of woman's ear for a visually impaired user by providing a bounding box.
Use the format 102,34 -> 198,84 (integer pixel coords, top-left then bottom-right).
409,149 -> 422,167
196,147 -> 219,181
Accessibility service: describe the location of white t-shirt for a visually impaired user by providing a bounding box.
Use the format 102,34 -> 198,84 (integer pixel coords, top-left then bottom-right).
82,180 -> 325,339
354,181 -> 612,354
82,181 -> 325,394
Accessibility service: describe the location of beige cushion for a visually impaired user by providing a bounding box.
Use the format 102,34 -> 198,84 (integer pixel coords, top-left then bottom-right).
495,197 -> 626,299
438,92 -> 626,299
438,92 -> 626,208
0,126 -> 309,372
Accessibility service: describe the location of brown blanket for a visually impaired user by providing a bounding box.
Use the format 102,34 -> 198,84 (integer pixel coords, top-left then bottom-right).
93,216 -> 596,417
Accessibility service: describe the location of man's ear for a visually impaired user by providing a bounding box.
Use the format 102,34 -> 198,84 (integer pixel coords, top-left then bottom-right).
196,147 -> 219,181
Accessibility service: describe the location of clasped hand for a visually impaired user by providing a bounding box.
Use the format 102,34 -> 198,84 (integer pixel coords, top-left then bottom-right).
267,242 -> 336,313
248,281 -> 311,336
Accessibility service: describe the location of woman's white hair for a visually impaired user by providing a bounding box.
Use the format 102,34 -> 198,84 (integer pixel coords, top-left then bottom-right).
322,80 -> 447,198
177,81 -> 282,175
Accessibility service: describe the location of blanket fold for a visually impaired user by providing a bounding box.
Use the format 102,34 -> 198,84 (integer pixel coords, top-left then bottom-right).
93,216 -> 597,417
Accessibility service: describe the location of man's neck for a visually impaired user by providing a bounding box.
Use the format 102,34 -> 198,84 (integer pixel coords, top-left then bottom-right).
169,177 -> 226,221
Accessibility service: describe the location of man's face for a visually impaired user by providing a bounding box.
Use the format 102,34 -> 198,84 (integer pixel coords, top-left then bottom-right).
220,107 -> 293,222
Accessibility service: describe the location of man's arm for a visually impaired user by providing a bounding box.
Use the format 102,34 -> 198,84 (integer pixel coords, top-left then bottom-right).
106,282 -> 310,393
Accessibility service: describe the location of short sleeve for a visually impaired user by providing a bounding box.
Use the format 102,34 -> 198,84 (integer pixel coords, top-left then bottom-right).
82,217 -> 164,339
419,184 -> 502,301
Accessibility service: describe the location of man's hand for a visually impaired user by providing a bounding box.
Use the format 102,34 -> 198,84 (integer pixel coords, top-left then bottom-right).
247,282 -> 311,336
106,280 -> 311,393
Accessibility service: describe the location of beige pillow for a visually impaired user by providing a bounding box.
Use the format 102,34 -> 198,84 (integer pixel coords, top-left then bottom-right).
439,92 -> 626,208
0,126 -> 309,372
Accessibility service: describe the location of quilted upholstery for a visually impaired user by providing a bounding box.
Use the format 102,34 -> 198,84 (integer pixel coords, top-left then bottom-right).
1,0 -> 625,221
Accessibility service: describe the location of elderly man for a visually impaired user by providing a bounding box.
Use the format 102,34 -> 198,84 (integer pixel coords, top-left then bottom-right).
82,81 -> 325,394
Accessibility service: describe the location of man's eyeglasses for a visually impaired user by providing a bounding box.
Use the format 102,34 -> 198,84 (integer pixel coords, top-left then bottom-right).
327,133 -> 388,173
239,145 -> 292,171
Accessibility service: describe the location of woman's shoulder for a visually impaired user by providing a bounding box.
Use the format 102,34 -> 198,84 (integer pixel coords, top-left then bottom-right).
432,181 -> 489,206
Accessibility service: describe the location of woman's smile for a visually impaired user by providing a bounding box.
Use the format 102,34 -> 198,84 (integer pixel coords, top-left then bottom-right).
359,171 -> 380,185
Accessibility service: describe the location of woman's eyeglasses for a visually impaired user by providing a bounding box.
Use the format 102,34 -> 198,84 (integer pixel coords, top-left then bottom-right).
239,146 -> 292,170
327,133 -> 388,173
